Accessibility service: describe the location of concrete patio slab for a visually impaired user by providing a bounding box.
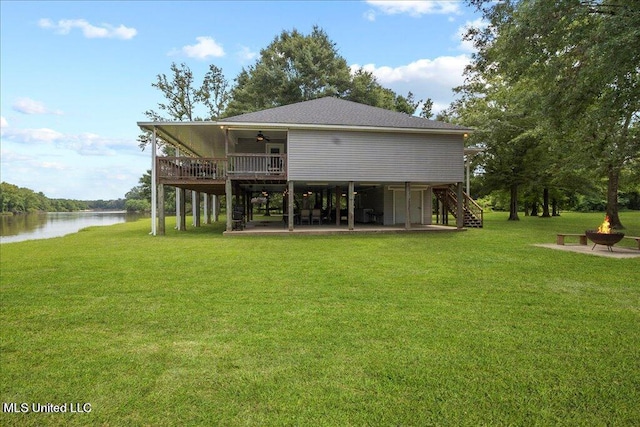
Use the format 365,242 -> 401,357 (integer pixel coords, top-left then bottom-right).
534,243 -> 640,259
224,221 -> 463,236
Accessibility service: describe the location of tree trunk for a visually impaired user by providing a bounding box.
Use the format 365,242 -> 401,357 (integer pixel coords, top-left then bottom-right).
606,165 -> 624,229
552,198 -> 560,216
530,202 -> 538,217
541,188 -> 551,217
509,184 -> 519,221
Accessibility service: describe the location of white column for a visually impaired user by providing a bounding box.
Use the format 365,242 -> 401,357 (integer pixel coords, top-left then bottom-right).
175,147 -> 181,229
150,127 -> 157,236
466,156 -> 471,195
405,182 -> 411,230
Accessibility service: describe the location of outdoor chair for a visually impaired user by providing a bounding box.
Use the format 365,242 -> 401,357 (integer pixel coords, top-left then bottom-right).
232,206 -> 245,230
311,209 -> 322,225
300,209 -> 311,225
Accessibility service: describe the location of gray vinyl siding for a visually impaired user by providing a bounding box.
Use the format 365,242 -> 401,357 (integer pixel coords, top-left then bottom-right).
288,130 -> 463,182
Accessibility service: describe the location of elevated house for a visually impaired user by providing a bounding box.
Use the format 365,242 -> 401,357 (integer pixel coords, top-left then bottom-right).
137,97 -> 482,234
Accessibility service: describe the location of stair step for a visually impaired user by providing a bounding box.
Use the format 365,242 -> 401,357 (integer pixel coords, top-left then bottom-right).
434,186 -> 483,228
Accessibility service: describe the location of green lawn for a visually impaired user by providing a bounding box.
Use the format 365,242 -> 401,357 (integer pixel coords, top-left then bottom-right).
1,211 -> 639,426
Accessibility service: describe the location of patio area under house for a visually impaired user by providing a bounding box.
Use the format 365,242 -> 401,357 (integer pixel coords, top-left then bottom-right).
137,97 -> 482,236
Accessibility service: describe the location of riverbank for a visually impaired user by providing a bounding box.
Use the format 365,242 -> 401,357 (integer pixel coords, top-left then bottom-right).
0,211 -> 144,244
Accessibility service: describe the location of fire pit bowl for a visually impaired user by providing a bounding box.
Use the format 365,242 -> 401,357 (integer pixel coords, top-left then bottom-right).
585,230 -> 625,250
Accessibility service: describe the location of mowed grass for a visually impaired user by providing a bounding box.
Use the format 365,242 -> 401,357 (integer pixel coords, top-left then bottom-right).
1,211 -> 639,426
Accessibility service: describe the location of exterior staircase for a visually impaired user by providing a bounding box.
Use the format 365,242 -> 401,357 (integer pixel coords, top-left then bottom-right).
433,185 -> 483,228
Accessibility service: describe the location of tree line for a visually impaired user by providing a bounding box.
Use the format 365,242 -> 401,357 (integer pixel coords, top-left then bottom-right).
0,182 -> 125,214
447,0 -> 639,227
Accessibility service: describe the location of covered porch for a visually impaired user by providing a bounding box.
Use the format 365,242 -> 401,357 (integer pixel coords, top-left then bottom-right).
151,174 -> 478,236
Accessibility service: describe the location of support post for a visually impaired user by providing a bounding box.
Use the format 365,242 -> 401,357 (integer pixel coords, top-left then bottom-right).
193,191 -> 200,227
178,188 -> 186,231
335,186 -> 341,226
456,182 -> 464,229
425,187 -> 433,225
225,179 -> 233,232
466,157 -> 471,195
203,194 -> 209,225
405,182 -> 411,230
348,181 -> 355,231
213,195 -> 219,222
175,148 -> 181,228
150,127 -> 157,236
157,184 -> 165,235
288,181 -> 294,231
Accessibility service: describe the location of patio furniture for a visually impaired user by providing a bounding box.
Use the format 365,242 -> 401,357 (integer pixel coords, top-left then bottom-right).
300,209 -> 311,225
311,209 -> 322,225
232,206 -> 245,230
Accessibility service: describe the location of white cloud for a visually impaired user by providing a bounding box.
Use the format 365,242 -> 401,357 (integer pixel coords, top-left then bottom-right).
237,46 -> 257,63
0,116 -> 7,129
1,153 -> 68,171
366,1 -> 462,17
2,127 -> 65,143
38,18 -> 137,40
0,123 -> 137,156
350,54 -> 471,113
172,36 -> 225,60
64,132 -> 136,156
13,97 -> 63,115
363,9 -> 377,21
352,54 -> 470,86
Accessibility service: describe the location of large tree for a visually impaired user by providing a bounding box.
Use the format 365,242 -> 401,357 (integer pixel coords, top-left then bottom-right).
139,62 -> 230,150
145,62 -> 230,122
466,0 -> 640,228
224,26 -> 352,116
451,72 -> 549,220
224,26 -> 420,117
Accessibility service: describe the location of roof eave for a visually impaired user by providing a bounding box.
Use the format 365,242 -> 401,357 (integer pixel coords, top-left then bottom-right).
219,122 -> 473,135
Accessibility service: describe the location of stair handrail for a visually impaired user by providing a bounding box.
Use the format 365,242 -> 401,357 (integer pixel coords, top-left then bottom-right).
462,189 -> 483,225
435,185 -> 483,227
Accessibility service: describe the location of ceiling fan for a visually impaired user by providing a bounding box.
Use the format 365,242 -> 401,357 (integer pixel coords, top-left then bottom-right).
256,131 -> 270,142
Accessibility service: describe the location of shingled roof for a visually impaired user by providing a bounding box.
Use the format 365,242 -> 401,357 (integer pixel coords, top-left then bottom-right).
219,97 -> 471,131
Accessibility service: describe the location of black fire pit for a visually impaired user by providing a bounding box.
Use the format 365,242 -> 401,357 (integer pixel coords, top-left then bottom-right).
585,230 -> 625,251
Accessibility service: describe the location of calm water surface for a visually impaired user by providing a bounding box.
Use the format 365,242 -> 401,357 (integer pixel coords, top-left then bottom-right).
0,212 -> 145,244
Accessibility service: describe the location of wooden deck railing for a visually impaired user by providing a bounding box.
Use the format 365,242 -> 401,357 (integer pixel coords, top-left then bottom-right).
156,154 -> 287,182
227,154 -> 287,178
157,157 -> 227,181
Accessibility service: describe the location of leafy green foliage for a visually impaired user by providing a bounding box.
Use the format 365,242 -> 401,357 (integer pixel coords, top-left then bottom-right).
462,0 -> 640,227
0,182 -> 89,213
224,27 -> 352,116
223,26 -> 421,117
0,182 -> 130,213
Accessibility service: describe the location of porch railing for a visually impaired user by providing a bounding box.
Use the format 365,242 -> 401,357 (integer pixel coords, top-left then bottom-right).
227,154 -> 287,178
157,157 -> 227,181
156,154 -> 287,181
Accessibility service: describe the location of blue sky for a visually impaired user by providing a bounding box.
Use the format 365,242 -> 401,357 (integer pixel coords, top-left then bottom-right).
0,1 -> 483,200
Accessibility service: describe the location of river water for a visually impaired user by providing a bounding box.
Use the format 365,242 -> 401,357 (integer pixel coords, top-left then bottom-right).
0,211 -> 145,244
